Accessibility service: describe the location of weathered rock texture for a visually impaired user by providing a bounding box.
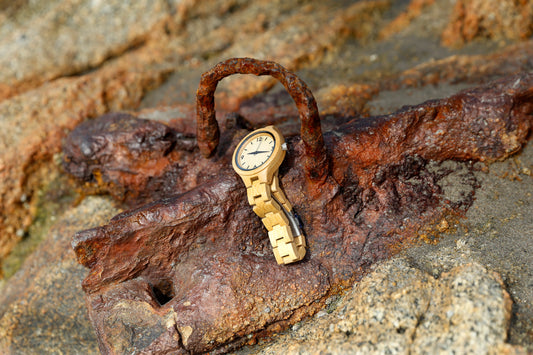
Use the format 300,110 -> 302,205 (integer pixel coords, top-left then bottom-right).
66,73 -> 532,353
400,139 -> 533,350
0,196 -> 119,354
442,0 -> 533,47
0,0 -> 172,97
0,43 -> 173,263
237,259 -> 523,355
0,0 -> 532,353
379,0 -> 436,40
0,0 -> 387,268
245,136 -> 533,353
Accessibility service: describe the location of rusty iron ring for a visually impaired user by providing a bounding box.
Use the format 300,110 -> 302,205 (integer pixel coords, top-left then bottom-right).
196,57 -> 328,182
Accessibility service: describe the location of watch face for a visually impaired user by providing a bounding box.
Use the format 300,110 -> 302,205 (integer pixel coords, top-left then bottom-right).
236,131 -> 276,171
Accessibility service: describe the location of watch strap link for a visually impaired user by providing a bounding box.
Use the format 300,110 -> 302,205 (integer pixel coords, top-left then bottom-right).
246,176 -> 306,264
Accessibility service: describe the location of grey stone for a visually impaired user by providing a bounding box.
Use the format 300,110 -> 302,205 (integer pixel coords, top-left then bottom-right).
238,259 -> 523,355
0,0 -> 531,353
402,140 -> 533,349
238,139 -> 533,354
0,196 -> 120,354
0,0 -> 172,87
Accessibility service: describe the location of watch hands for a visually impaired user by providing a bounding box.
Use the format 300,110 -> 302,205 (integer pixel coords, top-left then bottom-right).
254,139 -> 264,153
247,150 -> 271,155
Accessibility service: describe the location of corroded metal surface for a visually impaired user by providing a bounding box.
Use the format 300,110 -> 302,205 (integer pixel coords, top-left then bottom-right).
66,70 -> 532,353
197,58 -> 328,182
63,112 -> 218,205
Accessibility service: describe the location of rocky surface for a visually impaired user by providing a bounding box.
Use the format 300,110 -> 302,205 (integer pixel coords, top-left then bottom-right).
237,259 -> 517,355
58,73 -> 530,353
0,0 -> 173,97
238,140 -> 533,354
0,41 -> 173,262
0,196 -> 119,354
0,0 -> 387,265
0,0 -> 531,354
402,140 -> 533,350
442,0 -> 533,47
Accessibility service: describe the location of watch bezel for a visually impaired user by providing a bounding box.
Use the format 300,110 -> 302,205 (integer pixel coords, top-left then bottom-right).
234,131 -> 276,171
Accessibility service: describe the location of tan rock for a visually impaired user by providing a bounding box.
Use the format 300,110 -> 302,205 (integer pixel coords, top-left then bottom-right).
0,0 -> 174,98
379,0 -> 436,39
241,259 -> 525,355
442,0 -> 533,47
157,0 -> 391,111
0,0 -> 532,353
0,196 -> 119,354
0,42 -> 173,264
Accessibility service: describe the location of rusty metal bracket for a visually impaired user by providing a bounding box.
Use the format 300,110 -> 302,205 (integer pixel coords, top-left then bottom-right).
196,57 -> 328,182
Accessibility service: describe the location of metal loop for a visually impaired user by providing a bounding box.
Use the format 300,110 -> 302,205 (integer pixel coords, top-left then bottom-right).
196,57 -> 328,182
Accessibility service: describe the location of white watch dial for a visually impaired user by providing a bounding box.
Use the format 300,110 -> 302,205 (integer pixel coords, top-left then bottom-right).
236,132 -> 276,171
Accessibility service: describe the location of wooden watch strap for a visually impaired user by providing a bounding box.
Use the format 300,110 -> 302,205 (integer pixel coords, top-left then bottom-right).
246,177 -> 306,264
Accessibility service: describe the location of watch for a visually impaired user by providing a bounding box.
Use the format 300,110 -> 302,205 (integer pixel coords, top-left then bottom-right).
232,125 -> 306,264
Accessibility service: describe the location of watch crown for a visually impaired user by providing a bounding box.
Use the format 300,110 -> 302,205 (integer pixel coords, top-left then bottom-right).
281,143 -> 288,151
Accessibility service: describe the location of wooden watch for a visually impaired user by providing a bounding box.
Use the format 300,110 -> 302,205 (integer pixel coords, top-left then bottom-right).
232,125 -> 306,264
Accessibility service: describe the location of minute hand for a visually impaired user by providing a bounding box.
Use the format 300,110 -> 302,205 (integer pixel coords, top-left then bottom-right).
248,150 -> 271,155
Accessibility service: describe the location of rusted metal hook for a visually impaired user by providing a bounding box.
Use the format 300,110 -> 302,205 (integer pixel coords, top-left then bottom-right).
196,57 -> 328,182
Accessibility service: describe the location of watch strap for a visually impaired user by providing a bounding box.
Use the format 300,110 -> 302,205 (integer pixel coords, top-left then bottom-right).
246,176 -> 306,264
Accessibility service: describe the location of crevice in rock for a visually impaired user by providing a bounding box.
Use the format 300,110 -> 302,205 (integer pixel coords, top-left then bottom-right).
408,277 -> 433,353
151,279 -> 175,306
172,322 -> 190,355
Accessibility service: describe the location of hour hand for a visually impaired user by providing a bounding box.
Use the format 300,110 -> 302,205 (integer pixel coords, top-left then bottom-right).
248,150 -> 271,155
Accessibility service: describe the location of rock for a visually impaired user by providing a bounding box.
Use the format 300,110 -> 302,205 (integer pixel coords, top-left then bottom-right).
0,40 -> 173,264
401,139 -> 533,349
141,0 -> 391,110
0,0 -> 175,98
0,196 -> 119,354
379,0 -> 437,40
0,0 -> 532,353
237,259 -> 524,355
66,73 -> 532,353
442,0 -> 533,47
242,139 -> 532,354
3,0 -> 532,274
386,40 -> 533,89
0,0 -> 389,270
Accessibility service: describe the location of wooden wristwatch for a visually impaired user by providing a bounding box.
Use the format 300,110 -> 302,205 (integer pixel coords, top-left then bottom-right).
232,125 -> 306,264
